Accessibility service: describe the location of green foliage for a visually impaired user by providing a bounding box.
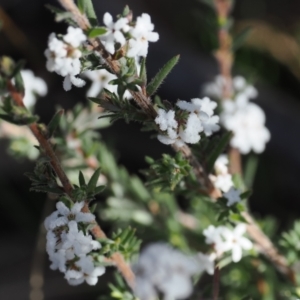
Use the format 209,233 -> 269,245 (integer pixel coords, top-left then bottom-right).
25,157 -> 64,194
89,91 -> 147,123
77,0 -> 98,26
0,56 -> 24,78
99,227 -> 141,261
100,275 -> 137,300
45,4 -> 76,26
47,109 -> 64,138
216,197 -> 246,224
87,27 -> 107,38
71,168 -> 105,202
280,221 -> 300,265
143,152 -> 191,191
146,55 -> 180,96
0,96 -> 39,125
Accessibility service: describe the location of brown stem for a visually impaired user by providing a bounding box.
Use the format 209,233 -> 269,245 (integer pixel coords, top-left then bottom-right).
58,0 -> 294,282
7,81 -> 74,197
7,79 -> 135,289
213,266 -> 220,300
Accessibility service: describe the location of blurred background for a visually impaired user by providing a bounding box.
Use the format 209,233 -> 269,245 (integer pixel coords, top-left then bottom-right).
1,0 -> 300,299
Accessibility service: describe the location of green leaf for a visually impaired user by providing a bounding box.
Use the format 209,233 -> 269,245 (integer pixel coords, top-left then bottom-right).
45,4 -> 65,14
11,60 -> 26,79
240,190 -> 252,200
244,154 -> 259,188
94,185 -> 105,195
87,27 -> 107,38
87,167 -> 101,193
232,26 -> 252,51
77,0 -> 98,26
206,131 -> 232,172
139,57 -> 147,85
30,186 -> 64,194
47,109 -> 64,138
14,71 -> 25,94
0,113 -> 38,125
146,55 -> 180,96
78,171 -> 86,187
121,5 -> 130,17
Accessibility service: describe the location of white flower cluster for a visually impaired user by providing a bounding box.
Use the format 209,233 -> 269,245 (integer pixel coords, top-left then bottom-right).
210,155 -> 241,206
133,243 -> 212,300
20,70 -> 47,108
155,97 -> 220,147
45,27 -> 87,91
101,12 -> 159,58
204,75 -> 270,154
44,201 -> 105,285
203,223 -> 253,263
210,154 -> 233,193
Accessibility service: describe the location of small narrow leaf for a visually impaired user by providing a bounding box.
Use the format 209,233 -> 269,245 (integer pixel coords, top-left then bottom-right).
206,131 -> 232,173
232,26 -> 252,51
79,0 -> 98,26
11,60 -> 26,79
78,171 -> 86,187
47,109 -> 64,138
87,27 -> 107,38
240,190 -> 252,200
139,57 -> 147,85
77,0 -> 85,13
0,113 -> 38,125
94,185 -> 105,195
146,55 -> 180,96
14,71 -> 24,93
121,5 -> 130,17
87,168 -> 101,193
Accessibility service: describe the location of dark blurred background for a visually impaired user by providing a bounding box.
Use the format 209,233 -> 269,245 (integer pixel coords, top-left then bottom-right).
1,0 -> 300,299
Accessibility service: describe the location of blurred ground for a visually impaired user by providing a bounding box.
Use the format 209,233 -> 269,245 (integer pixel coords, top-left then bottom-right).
1,0 -> 300,299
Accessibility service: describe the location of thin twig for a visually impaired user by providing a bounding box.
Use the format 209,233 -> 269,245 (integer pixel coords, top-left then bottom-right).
7,79 -> 135,289
213,266 -> 220,300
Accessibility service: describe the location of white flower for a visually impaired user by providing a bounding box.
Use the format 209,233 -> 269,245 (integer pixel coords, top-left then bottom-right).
63,27 -> 86,48
176,97 -> 220,137
210,154 -> 234,192
203,224 -> 252,262
44,203 -> 104,286
127,13 -> 159,57
66,256 -> 105,286
45,28 -> 86,91
155,109 -> 178,131
223,187 -> 241,206
157,134 -> 185,148
132,243 -> 200,300
221,224 -> 253,262
60,221 -> 99,259
221,102 -> 270,154
203,225 -> 224,246
214,154 -> 229,174
45,201 -> 95,230
84,69 -> 118,96
197,253 -> 215,275
179,112 -> 203,144
213,173 -> 233,193
101,12 -> 128,54
20,70 -> 47,108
